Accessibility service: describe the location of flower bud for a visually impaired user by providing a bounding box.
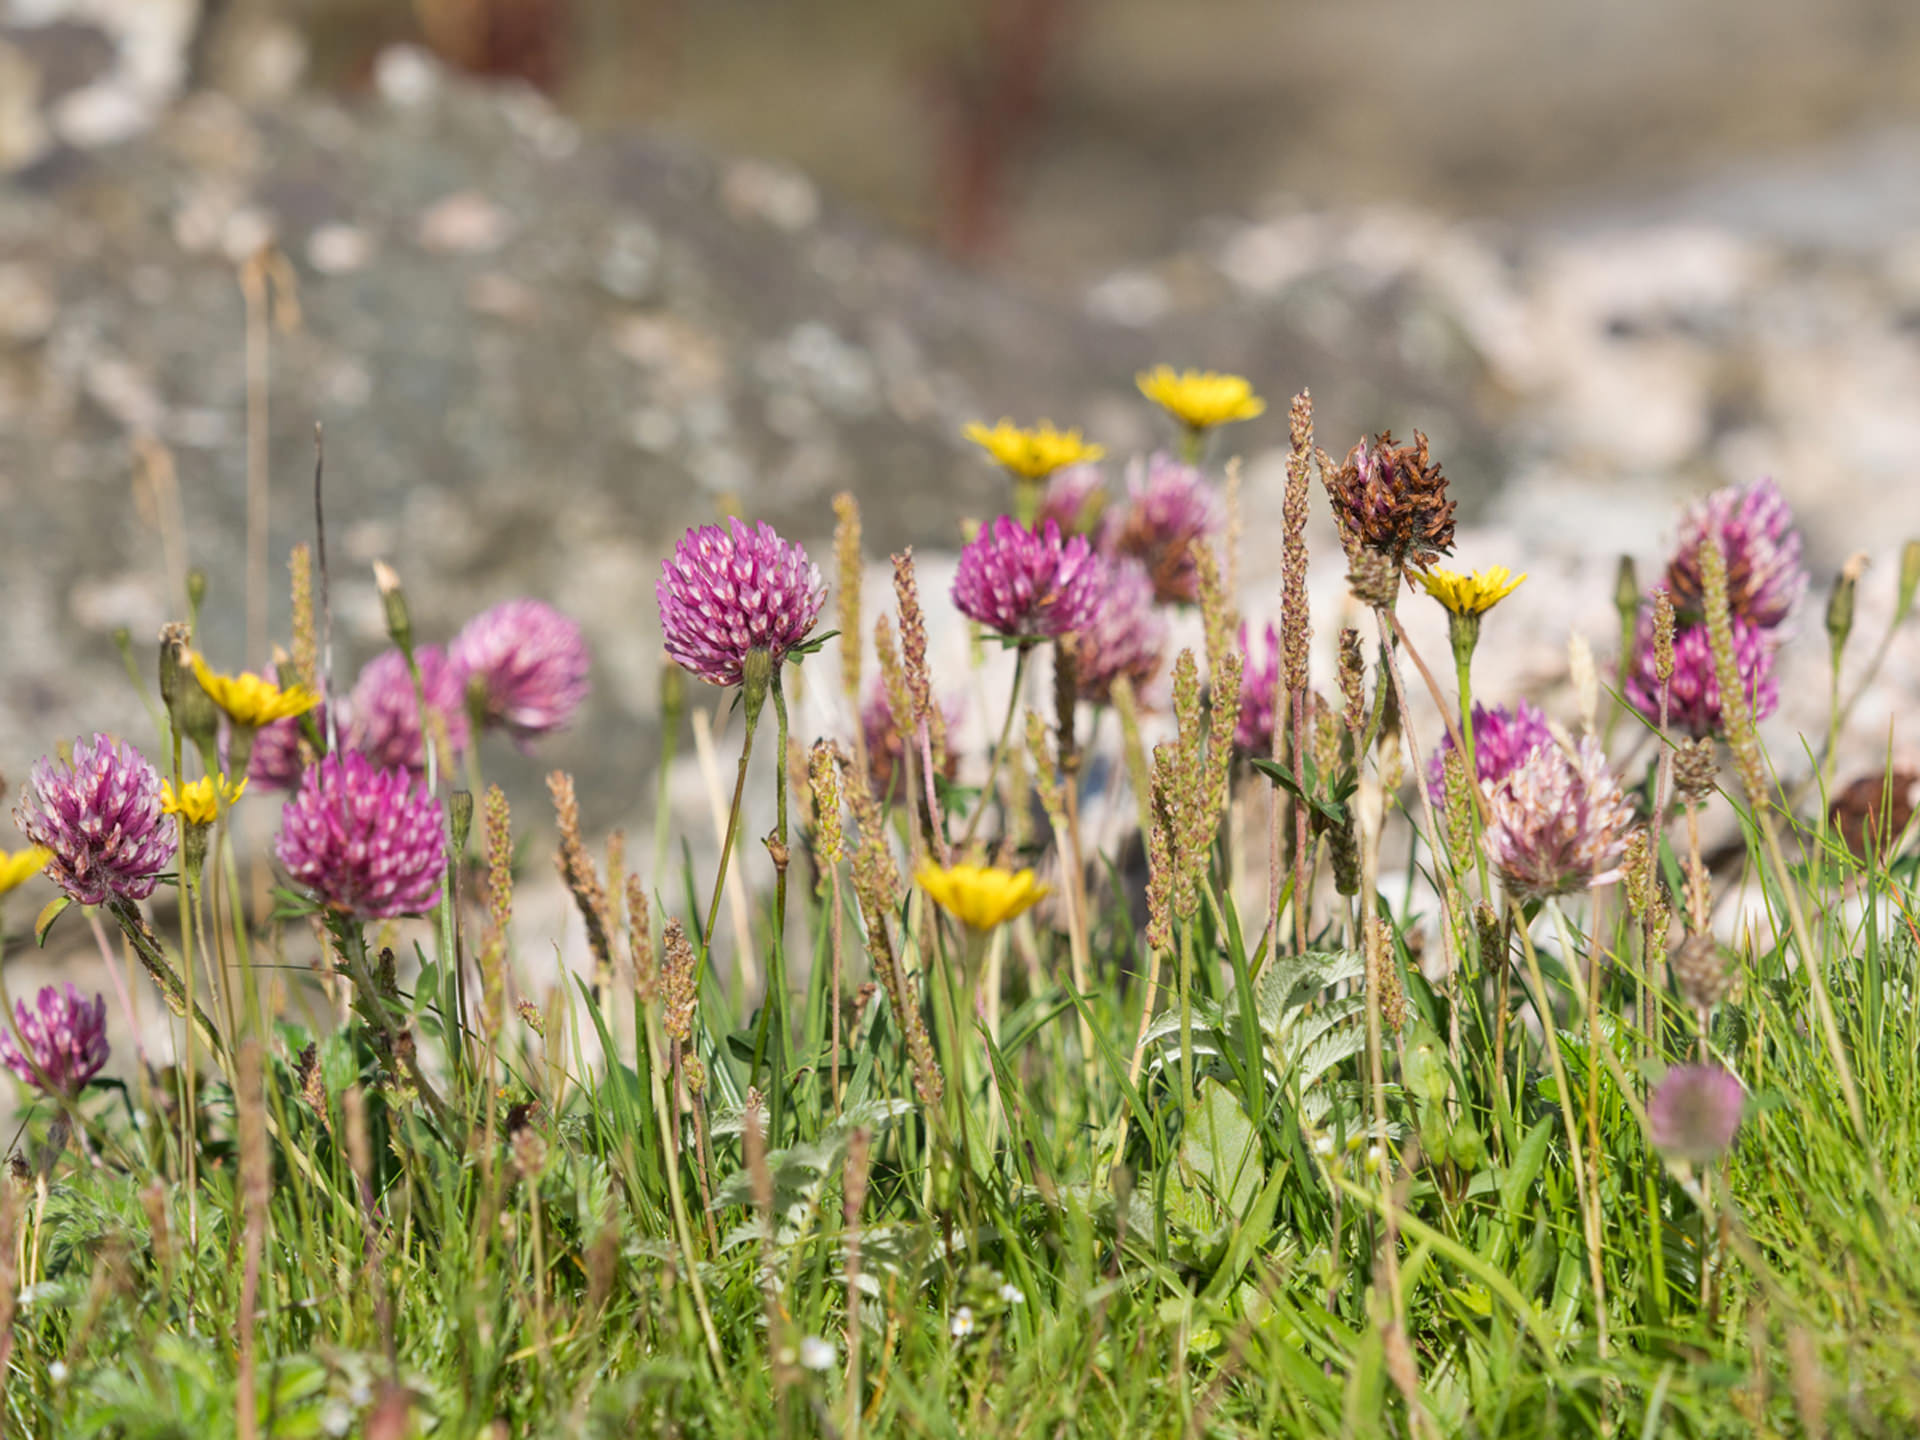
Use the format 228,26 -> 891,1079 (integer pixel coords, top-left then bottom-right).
1826,553 -> 1866,672
160,623 -> 221,767
1614,555 -> 1639,626
1899,539 -> 1920,627
373,560 -> 412,654
448,788 -> 475,854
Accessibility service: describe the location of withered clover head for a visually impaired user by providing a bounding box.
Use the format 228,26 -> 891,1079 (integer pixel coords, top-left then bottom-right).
1328,430 -> 1456,570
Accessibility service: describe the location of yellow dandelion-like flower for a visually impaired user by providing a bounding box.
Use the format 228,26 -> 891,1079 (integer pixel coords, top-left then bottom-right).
190,653 -> 320,728
1417,564 -> 1528,617
161,774 -> 249,827
916,860 -> 1050,931
963,420 -> 1104,481
0,847 -> 51,897
1135,367 -> 1267,431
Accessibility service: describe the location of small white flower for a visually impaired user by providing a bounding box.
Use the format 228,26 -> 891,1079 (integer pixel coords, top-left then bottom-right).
47,1361 -> 67,1384
1312,1134 -> 1335,1158
950,1305 -> 975,1339
998,1283 -> 1025,1306
799,1336 -> 836,1372
1365,1144 -> 1386,1174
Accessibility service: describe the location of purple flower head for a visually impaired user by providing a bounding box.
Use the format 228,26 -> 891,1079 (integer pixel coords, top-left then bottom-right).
1486,736 -> 1633,904
275,751 -> 448,919
1068,559 -> 1169,706
348,645 -> 471,773
1035,463 -> 1108,537
1235,622 -> 1282,754
0,985 -> 108,1095
1625,615 -> 1779,738
1426,700 -> 1556,806
860,681 -> 962,805
452,599 -> 591,741
952,516 -> 1104,641
14,735 -> 175,906
658,518 -> 826,688
1647,1063 -> 1745,1164
1101,453 -> 1224,605
1665,477 -> 1806,631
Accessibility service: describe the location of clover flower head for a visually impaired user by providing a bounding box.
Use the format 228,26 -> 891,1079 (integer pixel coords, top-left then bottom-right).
952,516 -> 1104,640
1327,430 -> 1455,569
1035,463 -> 1108,536
1235,622 -> 1282,754
1417,564 -> 1527,616
275,751 -> 447,919
917,860 -> 1049,931
963,419 -> 1104,481
1647,1063 -> 1745,1164
15,735 -> 175,906
1101,453 -> 1224,605
657,517 -> 826,689
189,654 -> 320,729
1665,477 -> 1805,630
0,985 -> 109,1096
1625,614 -> 1779,738
349,645 -> 471,773
1135,366 -> 1266,430
451,598 -> 591,740
1069,558 -> 1168,706
1425,699 -> 1556,805
1485,735 -> 1632,904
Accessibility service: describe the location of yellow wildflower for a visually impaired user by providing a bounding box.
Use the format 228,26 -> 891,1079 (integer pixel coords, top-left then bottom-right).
1417,564 -> 1528,616
916,860 -> 1050,931
1135,367 -> 1267,431
963,420 -> 1104,481
0,848 -> 51,897
190,653 -> 319,728
161,775 -> 249,826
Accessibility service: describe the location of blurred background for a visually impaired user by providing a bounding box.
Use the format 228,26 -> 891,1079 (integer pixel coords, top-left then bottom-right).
4,0 -> 1920,830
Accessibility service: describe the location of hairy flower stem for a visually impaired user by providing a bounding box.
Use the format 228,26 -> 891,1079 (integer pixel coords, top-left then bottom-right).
962,645 -> 1032,850
641,1005 -> 729,1386
746,676 -> 794,1121
699,706 -> 759,983
1178,924 -> 1198,1116
1513,905 -> 1609,1356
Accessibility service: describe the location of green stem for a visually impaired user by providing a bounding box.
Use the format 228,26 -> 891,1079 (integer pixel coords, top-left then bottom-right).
961,644 -> 1031,850
1178,923 -> 1197,1115
748,674 -> 794,1125
697,700 -> 760,984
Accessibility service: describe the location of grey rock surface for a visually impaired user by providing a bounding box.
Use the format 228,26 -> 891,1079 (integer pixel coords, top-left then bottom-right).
0,58 -> 1489,826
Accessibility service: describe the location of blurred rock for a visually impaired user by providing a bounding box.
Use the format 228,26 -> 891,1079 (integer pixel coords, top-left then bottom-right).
0,60 -> 1471,829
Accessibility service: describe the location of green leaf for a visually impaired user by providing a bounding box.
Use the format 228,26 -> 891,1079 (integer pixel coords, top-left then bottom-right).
1181,1078 -> 1262,1221
34,895 -> 70,947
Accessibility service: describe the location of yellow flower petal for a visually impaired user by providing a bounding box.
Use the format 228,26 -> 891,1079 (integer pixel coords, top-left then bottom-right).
190,653 -> 320,728
160,774 -> 249,827
1135,366 -> 1267,430
0,848 -> 51,897
1417,564 -> 1528,616
963,419 -> 1105,481
916,860 -> 1050,931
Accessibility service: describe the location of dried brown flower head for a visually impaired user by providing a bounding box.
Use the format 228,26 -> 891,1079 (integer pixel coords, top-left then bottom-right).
1327,430 -> 1456,571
